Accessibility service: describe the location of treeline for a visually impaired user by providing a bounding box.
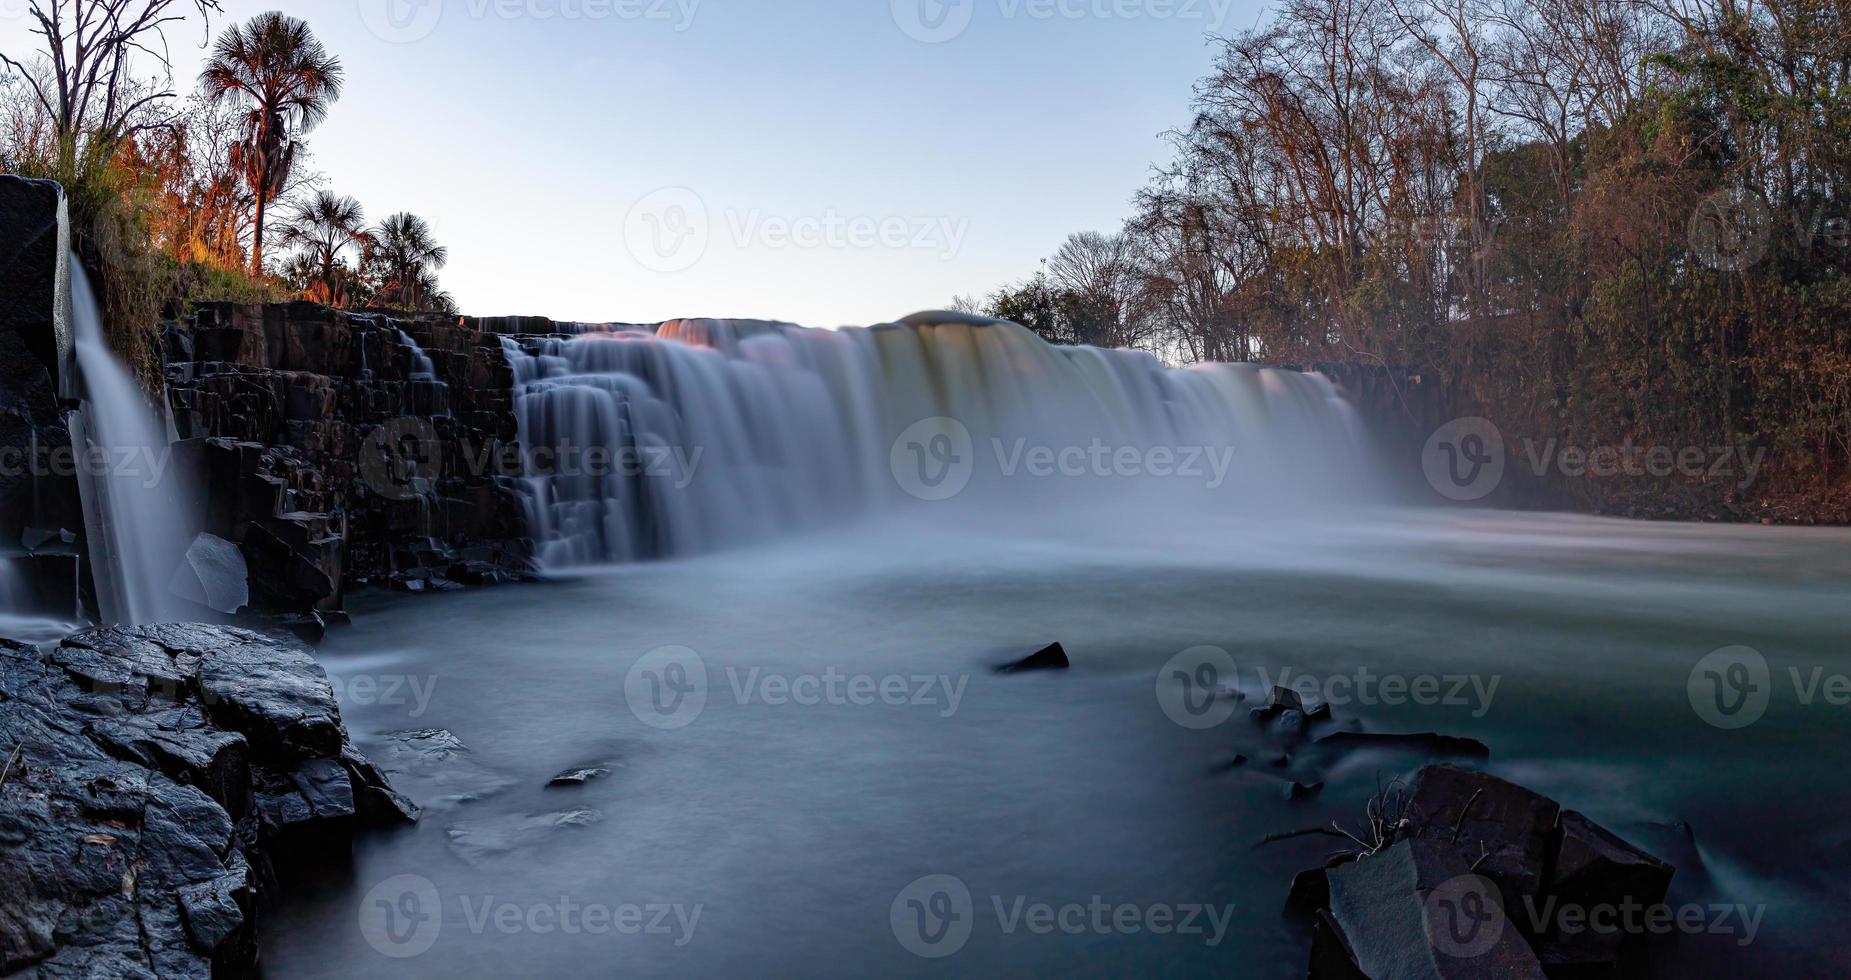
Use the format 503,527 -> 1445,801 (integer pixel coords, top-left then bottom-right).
964,0 -> 1851,514
0,3 -> 452,380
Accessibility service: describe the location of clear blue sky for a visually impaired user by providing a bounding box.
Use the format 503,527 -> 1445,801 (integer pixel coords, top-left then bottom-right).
4,0 -> 1269,325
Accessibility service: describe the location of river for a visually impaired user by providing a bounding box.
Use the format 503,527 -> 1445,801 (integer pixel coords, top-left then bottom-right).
264,506 -> 1851,977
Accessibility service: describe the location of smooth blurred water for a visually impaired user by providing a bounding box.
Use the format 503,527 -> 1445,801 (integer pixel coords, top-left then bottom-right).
502,315 -> 1376,567
68,260 -> 195,625
265,508 -> 1851,978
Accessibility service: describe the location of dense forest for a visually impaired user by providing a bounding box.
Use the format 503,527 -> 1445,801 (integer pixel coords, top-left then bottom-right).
962,0 -> 1851,518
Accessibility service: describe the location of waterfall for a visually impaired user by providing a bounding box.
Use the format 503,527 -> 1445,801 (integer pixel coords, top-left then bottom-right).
397,327 -> 437,378
68,260 -> 197,625
503,313 -> 1381,570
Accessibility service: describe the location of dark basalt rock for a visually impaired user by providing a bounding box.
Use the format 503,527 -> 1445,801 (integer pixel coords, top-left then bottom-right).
1315,838 -> 1548,979
0,178 -> 83,552
1405,766 -> 1560,909
1538,811 -> 1675,972
1293,765 -> 1677,979
0,624 -> 415,976
995,642 -> 1069,673
163,305 -> 536,626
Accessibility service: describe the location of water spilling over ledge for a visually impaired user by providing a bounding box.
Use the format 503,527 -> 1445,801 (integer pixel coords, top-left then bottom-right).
502,313 -> 1384,569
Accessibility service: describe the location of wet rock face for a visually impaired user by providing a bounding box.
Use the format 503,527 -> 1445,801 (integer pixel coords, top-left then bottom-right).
163,304 -> 534,623
1298,765 -> 1676,979
0,625 -> 415,977
0,177 -> 81,549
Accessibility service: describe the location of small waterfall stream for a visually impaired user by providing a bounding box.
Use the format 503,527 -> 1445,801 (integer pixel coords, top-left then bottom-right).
397,327 -> 437,378
68,260 -> 197,625
503,314 -> 1379,570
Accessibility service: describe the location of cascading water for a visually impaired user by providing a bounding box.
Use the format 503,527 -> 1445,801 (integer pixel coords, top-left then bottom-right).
503,313 -> 1381,570
397,327 -> 437,378
68,260 -> 197,625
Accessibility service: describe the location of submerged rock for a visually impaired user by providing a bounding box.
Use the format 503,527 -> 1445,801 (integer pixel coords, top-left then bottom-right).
0,624 -> 413,976
995,642 -> 1069,673
445,809 -> 604,866
1314,731 -> 1492,759
547,767 -> 611,787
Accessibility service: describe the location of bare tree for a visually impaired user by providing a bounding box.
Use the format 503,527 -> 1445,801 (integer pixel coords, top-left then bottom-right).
0,0 -> 221,162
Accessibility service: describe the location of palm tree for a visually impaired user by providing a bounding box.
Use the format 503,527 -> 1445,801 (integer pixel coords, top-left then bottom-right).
199,12 -> 344,277
368,212 -> 450,310
279,191 -> 370,306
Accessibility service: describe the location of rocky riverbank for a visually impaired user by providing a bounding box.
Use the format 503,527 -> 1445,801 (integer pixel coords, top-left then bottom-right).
0,624 -> 414,977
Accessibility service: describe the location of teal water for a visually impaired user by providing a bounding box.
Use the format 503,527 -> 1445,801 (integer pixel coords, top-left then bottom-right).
265,509 -> 1851,977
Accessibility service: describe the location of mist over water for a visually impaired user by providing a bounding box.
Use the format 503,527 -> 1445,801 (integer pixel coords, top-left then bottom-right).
503,314 -> 1380,568
267,508 -> 1851,978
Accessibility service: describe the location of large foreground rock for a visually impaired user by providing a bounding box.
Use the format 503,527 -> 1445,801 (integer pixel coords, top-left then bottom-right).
1301,765 -> 1675,978
0,625 -> 415,977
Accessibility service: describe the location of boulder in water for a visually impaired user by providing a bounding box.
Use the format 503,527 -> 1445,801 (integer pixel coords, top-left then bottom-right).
547,767 -> 611,787
168,532 -> 250,615
1313,838 -> 1547,978
996,642 -> 1070,674
1290,765 -> 1676,978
